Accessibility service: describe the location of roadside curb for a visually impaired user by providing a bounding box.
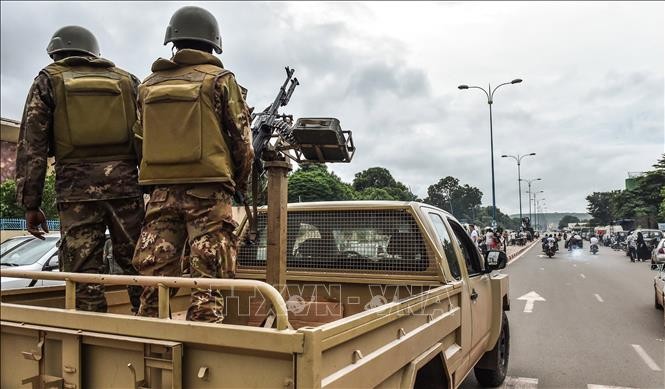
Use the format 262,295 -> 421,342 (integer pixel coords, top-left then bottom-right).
507,240 -> 539,265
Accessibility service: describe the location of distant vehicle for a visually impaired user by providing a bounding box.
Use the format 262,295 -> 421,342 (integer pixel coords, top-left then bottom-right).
0,234 -> 61,289
651,238 -> 665,269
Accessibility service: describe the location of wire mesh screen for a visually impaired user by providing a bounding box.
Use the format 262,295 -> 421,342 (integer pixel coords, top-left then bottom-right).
238,209 -> 434,273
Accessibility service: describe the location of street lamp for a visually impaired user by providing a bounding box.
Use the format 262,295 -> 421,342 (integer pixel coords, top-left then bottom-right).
458,78 -> 523,227
501,152 -> 536,224
521,177 -> 541,226
533,191 -> 544,230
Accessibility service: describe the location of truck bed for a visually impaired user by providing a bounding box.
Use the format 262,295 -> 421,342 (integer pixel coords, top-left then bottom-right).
1,270 -> 464,388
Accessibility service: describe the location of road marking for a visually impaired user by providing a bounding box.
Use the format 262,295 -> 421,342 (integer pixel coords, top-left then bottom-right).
631,344 -> 662,371
587,385 -> 636,389
594,294 -> 604,302
539,267 -> 544,271
573,264 -> 577,267
507,241 -> 540,265
517,291 -> 546,313
580,273 -> 586,279
503,376 -> 539,388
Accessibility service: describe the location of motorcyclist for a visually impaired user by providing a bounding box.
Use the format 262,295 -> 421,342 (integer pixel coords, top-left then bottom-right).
548,234 -> 559,251
590,235 -> 599,253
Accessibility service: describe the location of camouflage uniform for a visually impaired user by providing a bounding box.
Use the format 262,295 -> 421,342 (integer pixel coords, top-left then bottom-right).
15,67 -> 144,313
132,51 -> 253,322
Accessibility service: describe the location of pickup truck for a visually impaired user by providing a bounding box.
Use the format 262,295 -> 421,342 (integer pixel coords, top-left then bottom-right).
1,201 -> 510,388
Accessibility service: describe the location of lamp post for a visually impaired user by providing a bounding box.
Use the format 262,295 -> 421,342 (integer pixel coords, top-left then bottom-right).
501,153 -> 536,224
458,78 -> 523,227
521,177 -> 541,225
533,191 -> 544,230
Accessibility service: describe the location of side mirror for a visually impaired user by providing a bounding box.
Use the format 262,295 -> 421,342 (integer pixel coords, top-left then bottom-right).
485,250 -> 507,272
43,255 -> 59,271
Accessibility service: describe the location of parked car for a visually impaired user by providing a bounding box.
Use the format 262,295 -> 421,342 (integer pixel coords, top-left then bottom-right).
654,266 -> 665,327
0,235 -> 33,256
0,234 -> 61,289
651,238 -> 665,269
1,232 -> 123,290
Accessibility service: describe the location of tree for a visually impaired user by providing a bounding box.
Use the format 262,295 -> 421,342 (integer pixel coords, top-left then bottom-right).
288,164 -> 356,202
585,191 -> 619,225
0,179 -> 23,218
352,167 -> 417,201
558,215 -> 580,229
0,172 -> 58,219
590,154 -> 665,228
424,176 -> 482,221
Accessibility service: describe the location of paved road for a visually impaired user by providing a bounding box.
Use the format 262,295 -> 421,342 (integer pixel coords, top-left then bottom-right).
462,242 -> 665,389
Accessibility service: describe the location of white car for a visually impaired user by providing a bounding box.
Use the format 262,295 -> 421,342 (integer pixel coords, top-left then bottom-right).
654,266 -> 665,327
1,233 -> 62,289
652,238 -> 665,269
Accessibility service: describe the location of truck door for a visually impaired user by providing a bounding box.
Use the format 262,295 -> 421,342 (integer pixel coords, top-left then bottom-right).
447,219 -> 492,363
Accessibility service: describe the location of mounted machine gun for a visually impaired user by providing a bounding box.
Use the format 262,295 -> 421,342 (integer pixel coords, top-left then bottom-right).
247,67 -> 355,288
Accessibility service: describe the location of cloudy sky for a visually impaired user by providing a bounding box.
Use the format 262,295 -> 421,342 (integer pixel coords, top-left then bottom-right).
2,1 -> 663,214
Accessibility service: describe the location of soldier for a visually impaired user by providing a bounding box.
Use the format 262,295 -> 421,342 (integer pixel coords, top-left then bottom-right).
15,26 -> 144,313
132,6 -> 254,322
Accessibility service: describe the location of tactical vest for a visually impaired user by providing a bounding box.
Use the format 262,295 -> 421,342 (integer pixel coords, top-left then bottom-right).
137,50 -> 235,185
43,57 -> 136,162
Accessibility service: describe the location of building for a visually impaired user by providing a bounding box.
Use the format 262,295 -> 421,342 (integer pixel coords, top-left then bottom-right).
1,117 -> 20,182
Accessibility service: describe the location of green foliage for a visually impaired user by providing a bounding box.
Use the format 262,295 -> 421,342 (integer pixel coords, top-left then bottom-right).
474,206 -> 521,230
357,187 -> 396,200
42,173 -> 58,218
584,154 -> 665,228
288,164 -> 356,202
0,179 -> 23,218
424,176 -> 482,221
558,215 -> 580,229
0,172 -> 58,219
585,191 -> 619,225
659,186 -> 665,220
352,167 -> 417,201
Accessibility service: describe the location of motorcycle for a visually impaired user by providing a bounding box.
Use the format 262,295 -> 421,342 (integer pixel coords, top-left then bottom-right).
590,244 -> 598,255
545,241 -> 556,258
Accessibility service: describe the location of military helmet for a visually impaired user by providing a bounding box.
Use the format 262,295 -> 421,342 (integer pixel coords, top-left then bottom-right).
164,6 -> 222,53
47,26 -> 100,58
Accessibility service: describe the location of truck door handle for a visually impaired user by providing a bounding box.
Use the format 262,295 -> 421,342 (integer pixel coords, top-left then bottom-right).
470,289 -> 478,300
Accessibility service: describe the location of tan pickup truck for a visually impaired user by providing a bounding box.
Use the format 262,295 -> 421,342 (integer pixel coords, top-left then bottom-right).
1,201 -> 509,388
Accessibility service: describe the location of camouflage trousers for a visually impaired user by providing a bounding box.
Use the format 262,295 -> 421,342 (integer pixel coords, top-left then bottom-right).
132,184 -> 238,323
58,197 -> 145,312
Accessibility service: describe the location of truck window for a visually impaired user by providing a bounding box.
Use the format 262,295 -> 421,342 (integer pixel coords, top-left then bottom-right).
427,213 -> 461,280
447,219 -> 483,276
238,210 -> 433,273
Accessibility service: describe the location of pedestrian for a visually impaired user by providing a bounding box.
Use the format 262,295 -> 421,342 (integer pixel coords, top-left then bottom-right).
469,223 -> 479,247
132,6 -> 254,322
636,232 -> 650,262
485,227 -> 495,250
14,26 -> 144,313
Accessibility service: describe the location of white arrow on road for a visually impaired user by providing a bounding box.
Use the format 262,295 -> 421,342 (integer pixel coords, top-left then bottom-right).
517,291 -> 546,313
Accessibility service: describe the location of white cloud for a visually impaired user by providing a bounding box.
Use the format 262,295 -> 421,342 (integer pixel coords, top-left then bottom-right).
1,1 -> 662,215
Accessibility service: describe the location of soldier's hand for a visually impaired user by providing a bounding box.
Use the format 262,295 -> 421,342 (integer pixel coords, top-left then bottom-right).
25,208 -> 49,240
